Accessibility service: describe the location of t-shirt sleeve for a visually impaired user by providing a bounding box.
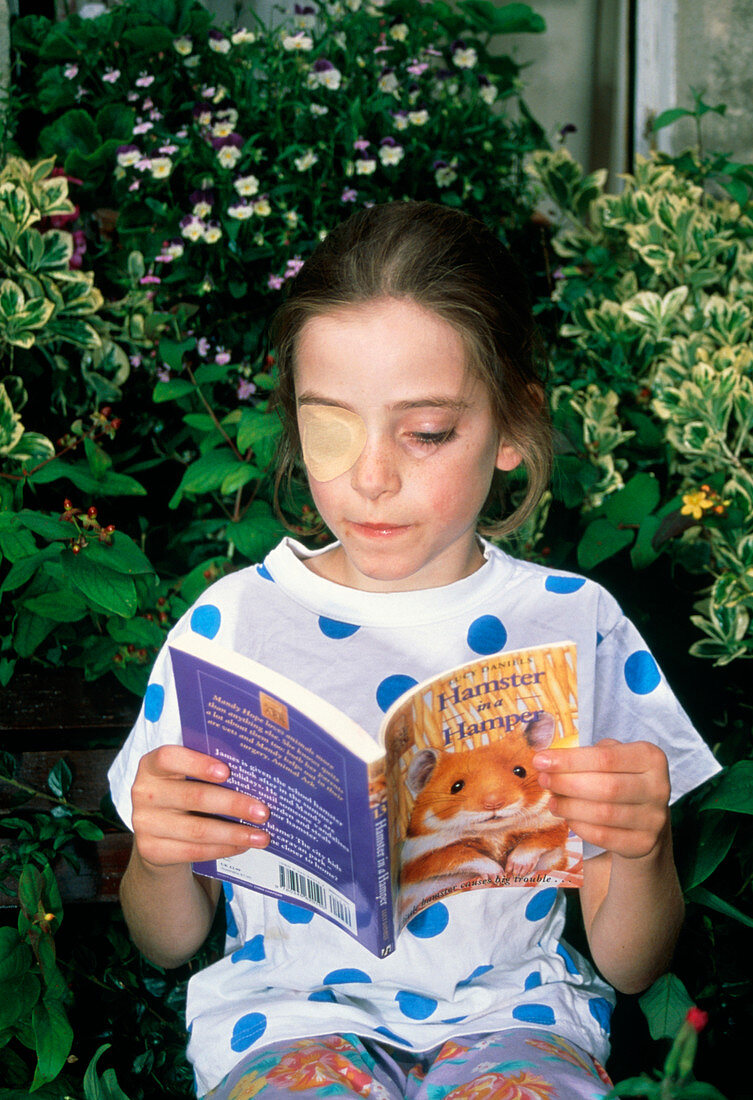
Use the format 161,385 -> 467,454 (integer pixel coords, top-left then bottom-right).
107,621 -> 186,832
582,613 -> 722,859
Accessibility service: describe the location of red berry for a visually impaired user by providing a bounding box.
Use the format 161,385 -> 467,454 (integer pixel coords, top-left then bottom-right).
111,418 -> 122,430
71,544 -> 80,554
686,1007 -> 708,1034
64,499 -> 73,510
101,406 -> 111,418
104,524 -> 116,534
87,506 -> 98,519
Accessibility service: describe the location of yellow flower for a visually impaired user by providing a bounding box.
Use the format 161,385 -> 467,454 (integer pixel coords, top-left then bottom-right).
681,490 -> 715,521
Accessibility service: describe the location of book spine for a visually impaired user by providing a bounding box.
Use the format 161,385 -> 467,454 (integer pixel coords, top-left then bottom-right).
373,794 -> 395,957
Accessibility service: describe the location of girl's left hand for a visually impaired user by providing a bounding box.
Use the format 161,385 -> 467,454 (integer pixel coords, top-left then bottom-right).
533,738 -> 671,860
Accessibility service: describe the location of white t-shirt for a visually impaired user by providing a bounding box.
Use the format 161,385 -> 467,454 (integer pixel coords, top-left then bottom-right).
108,538 -> 721,1097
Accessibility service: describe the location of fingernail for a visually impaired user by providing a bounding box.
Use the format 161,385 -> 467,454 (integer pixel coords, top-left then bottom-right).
210,763 -> 229,779
533,753 -> 552,769
248,802 -> 268,824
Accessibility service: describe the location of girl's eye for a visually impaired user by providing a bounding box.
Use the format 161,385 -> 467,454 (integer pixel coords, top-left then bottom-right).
407,427 -> 457,448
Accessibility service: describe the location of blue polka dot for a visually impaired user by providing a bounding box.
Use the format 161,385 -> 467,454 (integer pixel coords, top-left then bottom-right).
525,887 -> 558,922
441,1016 -> 468,1024
231,935 -> 265,963
624,650 -> 661,695
589,997 -> 613,1030
376,675 -> 418,713
323,968 -> 372,985
318,616 -> 360,639
230,1012 -> 267,1052
596,632 -> 604,646
524,971 -> 542,990
190,604 -> 221,639
375,1026 -> 412,1046
395,991 -> 437,1020
457,964 -> 493,988
257,563 -> 273,581
512,1003 -> 556,1026
308,989 -> 338,1003
143,683 -> 165,722
556,943 -> 580,975
545,575 -> 586,594
407,903 -> 449,938
223,884 -> 238,938
467,615 -> 507,655
278,900 -> 314,924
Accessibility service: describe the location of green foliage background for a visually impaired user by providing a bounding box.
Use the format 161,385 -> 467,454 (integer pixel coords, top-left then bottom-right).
0,1 -> 750,1097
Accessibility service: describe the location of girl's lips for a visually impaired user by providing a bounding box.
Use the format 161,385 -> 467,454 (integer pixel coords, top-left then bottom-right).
348,521 -> 411,537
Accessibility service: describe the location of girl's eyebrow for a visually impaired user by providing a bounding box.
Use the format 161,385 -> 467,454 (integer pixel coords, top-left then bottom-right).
296,392 -> 470,412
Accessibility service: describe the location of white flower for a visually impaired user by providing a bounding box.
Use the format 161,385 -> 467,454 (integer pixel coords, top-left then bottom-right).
196,109 -> 213,128
453,46 -> 478,69
173,36 -> 193,56
231,28 -> 256,45
149,157 -> 173,179
378,70 -> 398,94
192,200 -> 213,218
133,120 -> 153,135
310,103 -> 329,116
234,174 -> 260,197
284,210 -> 299,228
408,109 -> 429,126
282,32 -> 314,51
117,146 -> 141,168
184,56 -> 200,69
217,145 -> 242,168
389,23 -> 408,41
228,202 -> 253,220
180,216 -> 205,242
379,144 -> 404,166
435,164 -> 457,187
345,0 -> 361,10
294,150 -> 318,171
202,224 -> 222,244
135,71 -> 155,88
252,197 -> 271,216
355,157 -> 377,175
480,82 -> 498,105
102,68 -> 120,83
209,36 -> 231,54
64,63 -> 79,79
393,111 -> 409,131
317,66 -> 342,90
212,120 -> 235,138
216,107 -> 239,126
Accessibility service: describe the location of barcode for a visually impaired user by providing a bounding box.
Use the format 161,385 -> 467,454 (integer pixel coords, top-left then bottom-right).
277,865 -> 353,928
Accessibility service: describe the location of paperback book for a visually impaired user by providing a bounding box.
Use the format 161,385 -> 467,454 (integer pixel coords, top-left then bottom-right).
169,635 -> 583,958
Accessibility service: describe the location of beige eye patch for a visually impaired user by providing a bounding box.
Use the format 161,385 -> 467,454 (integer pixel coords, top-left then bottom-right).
298,405 -> 367,482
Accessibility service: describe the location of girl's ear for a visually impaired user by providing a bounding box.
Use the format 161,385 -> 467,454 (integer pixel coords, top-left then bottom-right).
495,440 -> 523,472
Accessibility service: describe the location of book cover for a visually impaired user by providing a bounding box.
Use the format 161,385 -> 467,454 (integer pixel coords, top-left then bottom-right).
170,640 -> 394,957
381,641 -> 583,924
169,636 -> 581,958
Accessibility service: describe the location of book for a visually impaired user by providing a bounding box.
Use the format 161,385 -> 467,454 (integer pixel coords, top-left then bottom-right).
169,635 -> 583,958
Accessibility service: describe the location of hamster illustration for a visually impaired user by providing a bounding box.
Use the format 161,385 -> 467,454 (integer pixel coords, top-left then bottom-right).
398,712 -> 569,918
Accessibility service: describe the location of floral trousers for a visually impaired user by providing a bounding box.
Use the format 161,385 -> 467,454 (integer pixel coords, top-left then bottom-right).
202,1028 -> 613,1100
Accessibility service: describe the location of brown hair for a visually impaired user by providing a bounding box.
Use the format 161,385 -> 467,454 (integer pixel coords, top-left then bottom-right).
270,200 -> 551,536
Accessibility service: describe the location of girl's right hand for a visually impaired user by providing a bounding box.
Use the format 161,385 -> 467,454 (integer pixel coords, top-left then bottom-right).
131,744 -> 270,870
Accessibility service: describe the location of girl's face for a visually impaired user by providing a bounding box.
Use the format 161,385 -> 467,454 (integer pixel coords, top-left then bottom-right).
295,297 -> 521,593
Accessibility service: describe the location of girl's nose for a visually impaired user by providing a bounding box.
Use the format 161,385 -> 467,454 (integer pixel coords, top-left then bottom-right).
350,438 -> 400,499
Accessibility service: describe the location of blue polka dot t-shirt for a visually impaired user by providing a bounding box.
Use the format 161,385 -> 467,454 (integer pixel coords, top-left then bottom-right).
108,538 -> 720,1097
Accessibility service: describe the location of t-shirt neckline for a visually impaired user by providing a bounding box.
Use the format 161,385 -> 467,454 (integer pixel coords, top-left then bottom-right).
263,537 -> 512,627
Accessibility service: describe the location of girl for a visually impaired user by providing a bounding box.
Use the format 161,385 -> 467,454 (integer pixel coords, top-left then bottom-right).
109,202 -> 720,1100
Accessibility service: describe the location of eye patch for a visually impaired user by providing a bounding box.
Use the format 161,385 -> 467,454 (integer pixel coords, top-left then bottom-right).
298,405 -> 367,482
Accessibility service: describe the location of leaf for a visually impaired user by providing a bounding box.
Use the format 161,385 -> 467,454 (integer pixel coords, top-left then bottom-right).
83,1044 -> 133,1100
31,998 -> 73,1090
652,106 -> 693,132
38,108 -> 100,159
28,458 -> 147,496
22,590 -> 88,621
65,552 -> 138,616
577,519 -> 634,569
83,532 -> 156,578
13,607 -> 56,658
604,473 -> 661,527
638,973 -> 694,1040
158,335 -> 196,373
681,811 -> 737,891
0,928 -> 32,984
698,761 -> 753,814
229,501 -> 286,561
174,450 -> 251,499
47,758 -> 73,798
686,886 -> 753,928
0,972 -> 39,1029
152,378 -> 194,403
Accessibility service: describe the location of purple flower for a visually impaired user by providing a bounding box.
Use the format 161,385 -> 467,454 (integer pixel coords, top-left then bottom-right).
285,257 -> 304,279
380,136 -> 398,147
197,337 -> 211,357
140,274 -> 161,285
214,348 -> 231,365
450,38 -> 466,52
190,188 -> 214,207
313,58 -> 335,72
353,138 -> 370,151
211,132 -> 243,150
129,354 -> 142,367
341,188 -> 358,203
267,273 -> 284,290
237,379 -> 257,400
157,366 -> 170,382
407,60 -> 429,76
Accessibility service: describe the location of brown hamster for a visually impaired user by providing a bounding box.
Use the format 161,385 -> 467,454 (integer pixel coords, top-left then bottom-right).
398,712 -> 569,918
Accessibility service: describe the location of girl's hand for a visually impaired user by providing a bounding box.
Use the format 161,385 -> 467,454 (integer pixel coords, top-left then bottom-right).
131,744 -> 270,870
533,738 -> 671,860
